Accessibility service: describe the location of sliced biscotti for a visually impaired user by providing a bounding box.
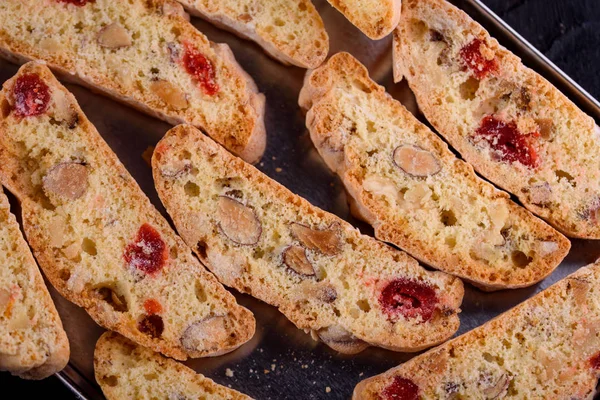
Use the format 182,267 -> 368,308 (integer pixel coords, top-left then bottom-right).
299,53 -> 570,291
153,124 -> 464,354
95,331 -> 253,400
0,0 -> 265,163
0,62 -> 255,360
0,187 -> 69,380
325,0 -> 401,40
393,0 -> 600,238
353,260 -> 600,399
177,0 -> 329,68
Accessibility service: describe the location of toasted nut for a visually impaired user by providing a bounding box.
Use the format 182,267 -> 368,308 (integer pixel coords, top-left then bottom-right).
283,245 -> 315,277
482,373 -> 509,399
536,118 -> 553,139
162,1 -> 190,21
393,145 -> 441,177
317,325 -> 368,354
39,38 -> 64,53
290,223 -> 341,256
470,242 -> 496,262
160,160 -> 192,178
488,202 -> 508,228
527,182 -> 552,206
362,176 -> 399,201
97,23 -> 132,49
217,196 -> 261,245
537,241 -> 558,257
49,215 -> 67,248
43,162 -> 89,200
315,285 -> 337,303
150,80 -> 188,110
569,278 -> 590,305
181,316 -> 230,353
52,90 -> 78,128
403,182 -> 432,205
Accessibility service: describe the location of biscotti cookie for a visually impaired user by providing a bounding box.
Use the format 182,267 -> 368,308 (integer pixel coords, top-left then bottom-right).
0,187 -> 69,380
393,0 -> 600,238
177,0 -> 329,68
95,331 -> 253,400
0,62 -> 255,360
325,0 -> 401,40
353,260 -> 600,399
153,124 -> 464,354
0,0 -> 266,163
299,53 -> 570,291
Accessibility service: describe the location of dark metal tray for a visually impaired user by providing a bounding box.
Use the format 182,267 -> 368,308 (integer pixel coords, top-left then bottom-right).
2,0 -> 599,399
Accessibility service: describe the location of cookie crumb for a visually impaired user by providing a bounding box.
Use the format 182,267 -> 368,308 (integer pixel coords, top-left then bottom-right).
271,364 -> 276,371
275,167 -> 282,173
326,387 -> 331,393
225,368 -> 234,377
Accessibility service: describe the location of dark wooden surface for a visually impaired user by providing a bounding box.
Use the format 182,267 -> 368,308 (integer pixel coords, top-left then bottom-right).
3,0 -> 599,397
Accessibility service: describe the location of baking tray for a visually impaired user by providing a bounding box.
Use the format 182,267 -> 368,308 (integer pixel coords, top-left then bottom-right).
2,0 -> 600,399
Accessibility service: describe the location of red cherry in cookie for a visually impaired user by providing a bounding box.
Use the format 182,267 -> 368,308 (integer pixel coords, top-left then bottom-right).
379,278 -> 437,322
12,74 -> 51,117
124,224 -> 168,275
381,377 -> 420,400
474,116 -> 540,168
56,0 -> 95,5
589,352 -> 600,369
460,38 -> 498,79
182,42 -> 219,96
143,299 -> 163,315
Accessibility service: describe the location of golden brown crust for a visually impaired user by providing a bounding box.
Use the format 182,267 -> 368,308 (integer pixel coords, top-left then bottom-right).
393,0 -> 600,238
0,0 -> 266,163
95,331 -> 253,400
153,124 -> 464,354
300,52 -> 570,290
0,188 -> 70,380
353,261 -> 600,399
325,0 -> 402,40
180,0 -> 329,68
0,62 -> 255,361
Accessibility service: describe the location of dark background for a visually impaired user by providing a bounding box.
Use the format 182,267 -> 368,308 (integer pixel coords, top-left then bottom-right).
2,0 -> 599,398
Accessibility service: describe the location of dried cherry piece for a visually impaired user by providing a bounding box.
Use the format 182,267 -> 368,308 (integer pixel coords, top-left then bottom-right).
138,314 -> 164,338
381,377 -> 420,400
124,224 -> 168,275
13,74 -> 51,117
143,299 -> 163,315
57,0 -> 95,5
460,39 -> 498,79
474,116 -> 540,168
589,352 -> 600,369
379,278 -> 437,322
182,42 -> 219,96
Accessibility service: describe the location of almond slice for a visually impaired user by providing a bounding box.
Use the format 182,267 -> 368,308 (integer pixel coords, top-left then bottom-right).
217,196 -> 262,245
97,23 -> 132,49
393,145 -> 441,177
317,325 -> 368,354
290,223 -> 341,256
282,245 -> 315,277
